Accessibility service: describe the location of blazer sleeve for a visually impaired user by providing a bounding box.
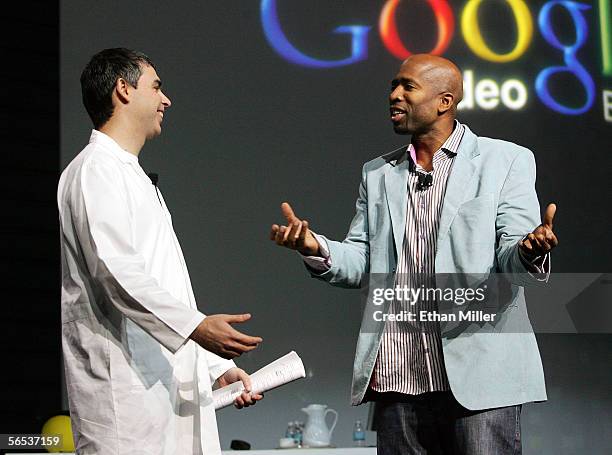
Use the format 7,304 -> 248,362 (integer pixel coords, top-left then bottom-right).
495,147 -> 550,286
308,164 -> 370,288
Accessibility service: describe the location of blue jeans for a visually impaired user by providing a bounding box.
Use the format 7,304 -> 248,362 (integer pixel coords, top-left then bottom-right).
372,391 -> 522,455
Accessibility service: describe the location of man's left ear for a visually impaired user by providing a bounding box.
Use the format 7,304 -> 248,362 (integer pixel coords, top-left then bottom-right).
115,77 -> 132,105
438,93 -> 454,114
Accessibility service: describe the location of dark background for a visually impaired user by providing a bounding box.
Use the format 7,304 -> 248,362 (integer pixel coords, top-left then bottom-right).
1,1 -> 62,452
3,0 -> 611,453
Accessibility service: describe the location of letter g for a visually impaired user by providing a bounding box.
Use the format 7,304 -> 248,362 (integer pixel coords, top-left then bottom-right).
261,0 -> 371,68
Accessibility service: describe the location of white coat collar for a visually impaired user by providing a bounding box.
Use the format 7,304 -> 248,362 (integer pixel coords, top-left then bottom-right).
89,129 -> 139,164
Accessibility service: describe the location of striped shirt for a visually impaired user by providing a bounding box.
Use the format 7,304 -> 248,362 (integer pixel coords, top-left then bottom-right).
369,121 -> 466,395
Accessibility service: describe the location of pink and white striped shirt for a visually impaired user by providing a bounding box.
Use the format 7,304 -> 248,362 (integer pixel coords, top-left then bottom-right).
368,122 -> 465,394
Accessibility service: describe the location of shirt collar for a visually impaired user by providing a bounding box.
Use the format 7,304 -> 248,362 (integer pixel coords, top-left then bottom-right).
89,129 -> 139,164
407,119 -> 465,163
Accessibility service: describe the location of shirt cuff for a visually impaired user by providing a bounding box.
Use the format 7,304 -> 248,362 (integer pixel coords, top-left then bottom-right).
299,233 -> 331,272
518,238 -> 551,282
175,312 -> 207,352
206,355 -> 237,383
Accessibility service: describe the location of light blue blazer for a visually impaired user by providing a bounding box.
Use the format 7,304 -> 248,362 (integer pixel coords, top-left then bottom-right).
311,125 -> 547,410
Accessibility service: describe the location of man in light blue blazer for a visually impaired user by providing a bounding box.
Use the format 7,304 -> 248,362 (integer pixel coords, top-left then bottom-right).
271,55 -> 558,454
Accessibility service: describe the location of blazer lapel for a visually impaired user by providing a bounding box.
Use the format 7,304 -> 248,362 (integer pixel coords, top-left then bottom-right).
383,148 -> 410,258
436,125 -> 480,249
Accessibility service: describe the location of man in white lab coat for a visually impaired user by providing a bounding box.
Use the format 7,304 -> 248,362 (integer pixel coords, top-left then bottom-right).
58,48 -> 263,455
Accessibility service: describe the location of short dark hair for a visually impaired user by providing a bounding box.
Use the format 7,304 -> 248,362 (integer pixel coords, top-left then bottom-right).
80,48 -> 154,128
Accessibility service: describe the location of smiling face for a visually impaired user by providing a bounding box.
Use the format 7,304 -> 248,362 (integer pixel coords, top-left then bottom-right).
129,64 -> 172,139
389,55 -> 462,135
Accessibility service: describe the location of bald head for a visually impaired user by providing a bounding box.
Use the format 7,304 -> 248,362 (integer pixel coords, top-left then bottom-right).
401,54 -> 463,109
389,54 -> 464,135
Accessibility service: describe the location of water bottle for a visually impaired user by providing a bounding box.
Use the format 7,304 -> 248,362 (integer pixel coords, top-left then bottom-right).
294,421 -> 304,447
285,421 -> 296,440
353,419 -> 366,447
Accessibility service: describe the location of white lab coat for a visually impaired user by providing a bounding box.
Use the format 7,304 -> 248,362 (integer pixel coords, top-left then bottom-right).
57,130 -> 235,454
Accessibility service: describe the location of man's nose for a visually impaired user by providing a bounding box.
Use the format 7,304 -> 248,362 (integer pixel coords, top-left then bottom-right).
389,86 -> 403,103
161,90 -> 172,108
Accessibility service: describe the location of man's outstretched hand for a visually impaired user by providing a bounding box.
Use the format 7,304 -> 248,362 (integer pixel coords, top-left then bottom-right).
519,203 -> 559,259
189,314 -> 262,359
270,202 -> 320,256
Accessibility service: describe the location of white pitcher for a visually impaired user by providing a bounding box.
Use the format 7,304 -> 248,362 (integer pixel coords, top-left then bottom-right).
301,404 -> 338,447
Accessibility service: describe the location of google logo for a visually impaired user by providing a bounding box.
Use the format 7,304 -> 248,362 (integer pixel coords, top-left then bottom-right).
261,0 -> 612,118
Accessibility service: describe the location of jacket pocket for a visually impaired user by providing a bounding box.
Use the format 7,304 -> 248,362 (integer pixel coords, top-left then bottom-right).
449,194 -> 496,270
457,193 -> 495,215
452,193 -> 495,239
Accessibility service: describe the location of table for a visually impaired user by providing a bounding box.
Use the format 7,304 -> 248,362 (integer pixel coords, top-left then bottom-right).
6,448 -> 377,455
